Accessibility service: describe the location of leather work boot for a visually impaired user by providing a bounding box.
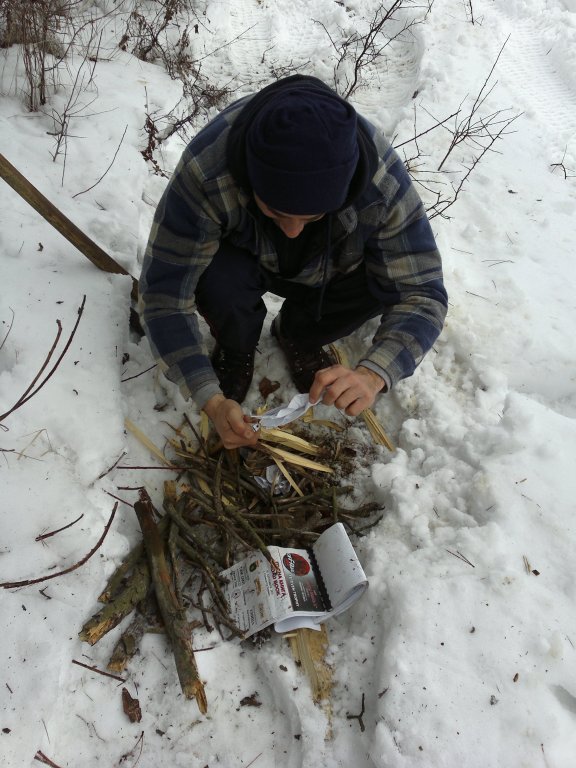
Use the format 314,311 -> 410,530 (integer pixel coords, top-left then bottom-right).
211,345 -> 255,403
271,317 -> 337,393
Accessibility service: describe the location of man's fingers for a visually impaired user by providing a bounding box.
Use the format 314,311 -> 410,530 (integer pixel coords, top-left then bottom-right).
210,398 -> 259,448
313,365 -> 381,414
309,365 -> 344,401
227,411 -> 253,438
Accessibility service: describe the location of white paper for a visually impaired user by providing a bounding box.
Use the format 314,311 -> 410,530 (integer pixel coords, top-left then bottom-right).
308,522 -> 369,620
251,393 -> 318,429
220,523 -> 368,638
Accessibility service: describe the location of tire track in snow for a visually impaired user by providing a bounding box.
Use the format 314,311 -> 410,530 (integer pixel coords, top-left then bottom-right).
217,0 -> 424,108
225,0 -> 335,86
216,0 -> 273,87
478,1 -> 576,144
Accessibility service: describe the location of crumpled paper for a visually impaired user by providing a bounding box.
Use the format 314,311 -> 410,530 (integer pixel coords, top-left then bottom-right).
252,465 -> 290,495
250,393 -> 318,429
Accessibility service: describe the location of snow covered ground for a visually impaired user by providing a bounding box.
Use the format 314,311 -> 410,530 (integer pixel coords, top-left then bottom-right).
1,0 -> 576,766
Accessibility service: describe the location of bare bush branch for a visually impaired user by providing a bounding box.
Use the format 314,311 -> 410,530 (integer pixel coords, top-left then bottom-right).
434,37 -> 511,171
0,502 -> 118,590
44,65 -> 99,183
0,295 -> 86,425
140,73 -> 233,174
392,38 -> 521,219
0,0 -> 122,111
427,112 -> 521,219
550,147 -> 576,179
0,307 -> 15,351
314,1 -> 433,98
72,124 -> 128,197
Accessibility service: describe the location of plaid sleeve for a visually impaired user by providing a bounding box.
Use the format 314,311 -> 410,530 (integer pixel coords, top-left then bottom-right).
359,146 -> 448,387
138,151 -> 225,408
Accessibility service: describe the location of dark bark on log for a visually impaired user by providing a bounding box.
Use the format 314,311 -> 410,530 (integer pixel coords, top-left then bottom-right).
97,516 -> 169,603
134,490 -> 207,714
107,611 -> 147,674
79,560 -> 150,645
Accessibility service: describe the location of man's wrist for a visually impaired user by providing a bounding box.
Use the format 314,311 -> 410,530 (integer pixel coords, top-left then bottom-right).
202,393 -> 226,420
356,365 -> 386,393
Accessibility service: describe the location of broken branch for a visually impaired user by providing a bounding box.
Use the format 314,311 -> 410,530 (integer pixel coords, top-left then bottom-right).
134,489 -> 207,714
1,503 -> 117,590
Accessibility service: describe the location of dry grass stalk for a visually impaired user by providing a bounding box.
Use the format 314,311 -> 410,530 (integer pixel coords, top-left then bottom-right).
271,456 -> 305,497
259,426 -> 322,455
329,344 -> 394,451
125,418 -> 176,467
258,443 -> 334,474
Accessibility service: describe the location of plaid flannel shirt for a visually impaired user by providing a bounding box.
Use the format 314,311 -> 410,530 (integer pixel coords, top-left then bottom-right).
139,95 -> 447,408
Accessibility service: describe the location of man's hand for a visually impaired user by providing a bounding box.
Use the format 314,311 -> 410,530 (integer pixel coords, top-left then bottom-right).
309,364 -> 385,416
202,394 -> 259,449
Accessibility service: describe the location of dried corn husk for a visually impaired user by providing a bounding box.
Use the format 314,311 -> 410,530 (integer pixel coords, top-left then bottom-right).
259,427 -> 322,455
259,443 -> 333,473
329,344 -> 394,451
125,418 -> 177,467
271,457 -> 304,496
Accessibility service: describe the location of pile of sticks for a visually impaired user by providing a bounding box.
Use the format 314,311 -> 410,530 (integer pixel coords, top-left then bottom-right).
79,420 -> 382,713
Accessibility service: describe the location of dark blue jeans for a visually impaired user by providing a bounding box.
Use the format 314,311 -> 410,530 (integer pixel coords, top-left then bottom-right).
195,240 -> 388,353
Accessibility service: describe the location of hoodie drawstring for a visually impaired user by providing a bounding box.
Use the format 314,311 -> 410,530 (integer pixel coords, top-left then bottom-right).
315,215 -> 332,321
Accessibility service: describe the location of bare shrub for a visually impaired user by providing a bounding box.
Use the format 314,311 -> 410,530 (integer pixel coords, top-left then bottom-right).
394,40 -> 521,219
140,75 -> 232,175
314,0 -> 434,99
120,1 -> 246,173
119,0 -> 192,68
0,0 -> 113,111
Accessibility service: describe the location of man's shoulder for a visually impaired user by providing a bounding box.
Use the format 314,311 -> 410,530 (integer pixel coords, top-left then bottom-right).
180,94 -> 252,179
355,114 -> 417,209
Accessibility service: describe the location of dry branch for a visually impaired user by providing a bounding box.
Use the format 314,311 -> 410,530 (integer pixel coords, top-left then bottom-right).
79,559 -> 151,645
134,489 -> 207,714
1,503 -> 117,590
107,611 -> 148,674
0,154 -> 138,300
0,295 -> 86,425
34,751 -> 64,768
36,514 -> 84,541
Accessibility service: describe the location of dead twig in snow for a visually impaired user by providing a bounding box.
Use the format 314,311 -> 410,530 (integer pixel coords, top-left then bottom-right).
34,753 -> 63,768
346,692 -> 366,732
465,0 -> 475,24
73,124 -> 128,198
0,307 -> 15,351
0,503 -> 117,590
118,731 -> 145,766
121,363 -> 157,383
550,148 -> 576,179
36,514 -> 84,541
446,549 -> 475,567
0,295 -> 86,426
34,751 -> 65,768
71,658 -> 126,683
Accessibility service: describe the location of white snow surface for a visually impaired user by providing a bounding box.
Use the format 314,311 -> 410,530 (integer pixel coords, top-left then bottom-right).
1,0 -> 576,766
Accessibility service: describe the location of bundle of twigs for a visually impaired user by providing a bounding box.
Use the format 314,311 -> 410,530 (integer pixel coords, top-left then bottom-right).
79,419 -> 382,714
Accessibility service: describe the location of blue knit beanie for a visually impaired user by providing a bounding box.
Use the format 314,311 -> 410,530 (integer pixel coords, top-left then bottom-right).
245,88 -> 359,215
